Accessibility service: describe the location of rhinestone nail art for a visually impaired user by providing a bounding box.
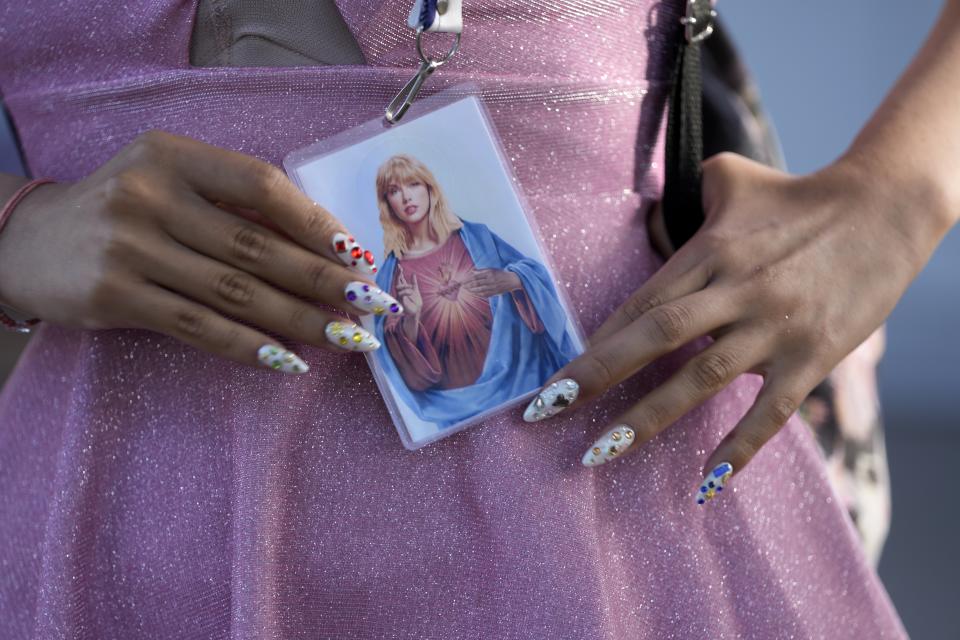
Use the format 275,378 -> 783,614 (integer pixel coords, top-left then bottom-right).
257,344 -> 309,374
344,281 -> 403,316
332,232 -> 377,275
696,462 -> 734,505
523,378 -> 579,422
325,320 -> 381,352
582,425 -> 637,466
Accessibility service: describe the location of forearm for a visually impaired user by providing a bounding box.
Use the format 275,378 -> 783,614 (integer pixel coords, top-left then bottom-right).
401,313 -> 420,342
834,0 -> 960,244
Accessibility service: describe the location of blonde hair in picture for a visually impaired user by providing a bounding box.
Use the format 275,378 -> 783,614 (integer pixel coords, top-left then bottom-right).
375,154 -> 463,257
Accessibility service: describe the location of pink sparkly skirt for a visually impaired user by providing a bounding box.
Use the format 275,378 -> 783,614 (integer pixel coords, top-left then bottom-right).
0,0 -> 906,637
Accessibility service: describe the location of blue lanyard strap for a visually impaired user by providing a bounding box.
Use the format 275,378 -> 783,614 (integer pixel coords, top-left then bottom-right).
415,0 -> 438,31
407,0 -> 463,34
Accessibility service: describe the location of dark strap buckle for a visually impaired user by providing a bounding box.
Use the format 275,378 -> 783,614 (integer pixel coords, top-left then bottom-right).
680,0 -> 717,43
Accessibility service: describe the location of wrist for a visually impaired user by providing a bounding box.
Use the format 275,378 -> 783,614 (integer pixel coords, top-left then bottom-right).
402,315 -> 420,342
0,179 -> 58,313
832,149 -> 957,240
821,153 -> 955,268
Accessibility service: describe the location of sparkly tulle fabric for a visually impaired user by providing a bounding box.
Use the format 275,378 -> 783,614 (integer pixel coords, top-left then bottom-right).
0,1 -> 907,638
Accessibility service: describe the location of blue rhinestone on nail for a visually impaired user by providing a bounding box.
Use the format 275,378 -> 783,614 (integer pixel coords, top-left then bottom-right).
713,464 -> 732,478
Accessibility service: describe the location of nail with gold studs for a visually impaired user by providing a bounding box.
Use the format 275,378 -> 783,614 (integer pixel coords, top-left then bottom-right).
696,462 -> 734,504
523,378 -> 579,422
257,344 -> 309,374
581,424 -> 637,466
324,320 -> 380,352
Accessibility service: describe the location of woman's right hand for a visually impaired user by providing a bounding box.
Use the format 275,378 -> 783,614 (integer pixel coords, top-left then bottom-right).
395,269 -> 422,342
0,130 -> 403,373
395,269 -> 422,317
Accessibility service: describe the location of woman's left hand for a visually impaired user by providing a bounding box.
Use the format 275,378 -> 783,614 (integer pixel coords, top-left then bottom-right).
462,268 -> 522,298
522,151 -> 948,501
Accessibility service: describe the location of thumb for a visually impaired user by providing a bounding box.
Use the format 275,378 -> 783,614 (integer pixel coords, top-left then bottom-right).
646,199 -> 675,260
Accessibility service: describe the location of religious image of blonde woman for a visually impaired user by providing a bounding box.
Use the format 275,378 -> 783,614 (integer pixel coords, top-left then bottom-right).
371,154 -> 579,428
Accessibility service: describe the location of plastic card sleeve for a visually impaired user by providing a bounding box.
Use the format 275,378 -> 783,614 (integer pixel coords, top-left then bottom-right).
284,86 -> 585,450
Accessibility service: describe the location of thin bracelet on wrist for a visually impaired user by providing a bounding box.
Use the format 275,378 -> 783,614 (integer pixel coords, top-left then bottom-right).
0,177 -> 55,333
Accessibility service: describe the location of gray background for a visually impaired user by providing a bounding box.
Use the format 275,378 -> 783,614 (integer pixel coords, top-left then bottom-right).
1,1 -> 957,636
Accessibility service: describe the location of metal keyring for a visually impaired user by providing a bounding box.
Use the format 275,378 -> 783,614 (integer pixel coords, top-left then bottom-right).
415,25 -> 461,65
385,27 -> 462,124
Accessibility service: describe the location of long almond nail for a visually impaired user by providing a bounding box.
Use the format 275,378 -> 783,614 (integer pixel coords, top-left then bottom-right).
582,425 -> 637,467
345,281 -> 403,316
257,344 -> 309,373
332,232 -> 378,275
696,462 -> 733,505
523,378 -> 579,422
325,320 -> 380,351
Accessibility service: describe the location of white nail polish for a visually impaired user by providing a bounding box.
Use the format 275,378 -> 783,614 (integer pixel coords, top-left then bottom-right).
523,378 -> 579,422
325,320 -> 381,352
696,462 -> 734,504
344,281 -> 403,316
257,344 -> 309,374
332,232 -> 378,276
582,425 -> 637,467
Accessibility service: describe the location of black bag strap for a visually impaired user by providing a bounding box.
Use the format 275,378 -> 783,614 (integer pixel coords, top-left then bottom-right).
662,0 -> 716,251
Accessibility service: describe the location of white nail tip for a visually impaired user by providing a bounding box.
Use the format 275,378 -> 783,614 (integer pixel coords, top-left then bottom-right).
325,321 -> 381,352
696,462 -> 734,504
523,378 -> 579,422
581,425 -> 637,467
332,232 -> 378,275
257,345 -> 309,374
344,281 -> 403,316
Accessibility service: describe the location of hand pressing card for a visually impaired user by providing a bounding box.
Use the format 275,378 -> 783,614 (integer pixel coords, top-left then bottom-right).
286,94 -> 584,449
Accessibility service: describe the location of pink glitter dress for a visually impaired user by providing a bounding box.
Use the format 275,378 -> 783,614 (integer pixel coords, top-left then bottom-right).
0,1 -> 907,638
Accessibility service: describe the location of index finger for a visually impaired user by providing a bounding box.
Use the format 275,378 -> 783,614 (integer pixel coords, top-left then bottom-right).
522,288 -> 739,422
589,253 -> 709,346
161,132 -> 378,273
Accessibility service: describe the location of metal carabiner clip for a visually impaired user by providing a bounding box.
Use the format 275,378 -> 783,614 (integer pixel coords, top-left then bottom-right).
679,0 -> 717,43
385,26 -> 461,124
